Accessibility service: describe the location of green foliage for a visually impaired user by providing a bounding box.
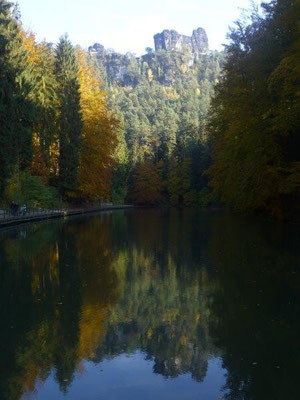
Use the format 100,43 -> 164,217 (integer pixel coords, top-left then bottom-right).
111,164 -> 128,204
92,47 -> 225,206
110,114 -> 130,204
168,157 -> 193,206
0,0 -> 34,193
198,187 -> 212,208
168,158 -> 181,206
55,35 -> 82,197
5,170 -> 58,207
208,0 -> 300,218
30,39 -> 58,167
104,51 -> 224,165
0,5 -> 127,207
183,190 -> 198,207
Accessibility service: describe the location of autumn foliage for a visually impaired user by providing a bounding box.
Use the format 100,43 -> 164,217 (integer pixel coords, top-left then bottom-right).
76,50 -> 118,201
7,27 -> 120,204
132,159 -> 164,205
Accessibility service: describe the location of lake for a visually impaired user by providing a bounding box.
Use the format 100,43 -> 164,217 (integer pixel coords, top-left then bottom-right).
0,209 -> 299,400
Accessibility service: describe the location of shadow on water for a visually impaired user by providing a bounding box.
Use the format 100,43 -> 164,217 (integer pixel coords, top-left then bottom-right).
0,209 -> 299,400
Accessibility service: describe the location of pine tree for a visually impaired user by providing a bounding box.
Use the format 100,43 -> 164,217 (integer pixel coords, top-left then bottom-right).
168,157 -> 192,206
55,35 -> 82,197
22,32 -> 58,176
0,0 -> 34,193
111,111 -> 129,204
12,1 -> 21,22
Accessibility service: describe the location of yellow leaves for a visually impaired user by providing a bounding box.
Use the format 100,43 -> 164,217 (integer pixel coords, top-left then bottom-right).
22,30 -> 50,70
162,86 -> 180,100
180,64 -> 188,74
195,88 -> 201,96
77,51 -> 106,114
76,49 -> 119,201
162,309 -> 179,322
146,68 -> 153,82
21,31 -> 41,65
32,132 -> 39,146
147,328 -> 153,339
49,140 -> 59,175
78,304 -> 108,359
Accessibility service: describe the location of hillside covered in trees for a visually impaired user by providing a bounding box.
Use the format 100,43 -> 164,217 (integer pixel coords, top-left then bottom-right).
0,0 -> 299,220
89,28 -> 224,205
0,0 -> 224,208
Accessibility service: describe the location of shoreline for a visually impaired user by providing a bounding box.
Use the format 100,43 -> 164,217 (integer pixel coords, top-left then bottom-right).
0,205 -> 134,229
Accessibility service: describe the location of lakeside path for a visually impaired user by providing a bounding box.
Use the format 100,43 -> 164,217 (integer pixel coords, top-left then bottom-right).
0,205 -> 133,229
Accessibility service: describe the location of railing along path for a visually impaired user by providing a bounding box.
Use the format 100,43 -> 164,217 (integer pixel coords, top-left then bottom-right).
0,204 -> 132,227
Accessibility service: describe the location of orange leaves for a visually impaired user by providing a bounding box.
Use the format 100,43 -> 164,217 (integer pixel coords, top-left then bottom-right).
132,159 -> 165,205
30,134 -> 49,183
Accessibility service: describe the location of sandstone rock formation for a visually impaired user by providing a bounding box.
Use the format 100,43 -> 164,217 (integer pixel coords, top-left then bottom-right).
89,27 -> 209,86
154,28 -> 208,59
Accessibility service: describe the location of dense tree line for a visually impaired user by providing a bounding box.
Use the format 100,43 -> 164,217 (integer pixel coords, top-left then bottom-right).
1,0 -> 299,218
0,1 -> 119,206
101,0 -> 300,216
0,0 -> 224,209
96,48 -> 224,206
208,0 -> 300,219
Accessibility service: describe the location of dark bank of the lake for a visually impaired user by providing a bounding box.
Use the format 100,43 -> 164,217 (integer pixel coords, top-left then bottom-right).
0,208 -> 299,400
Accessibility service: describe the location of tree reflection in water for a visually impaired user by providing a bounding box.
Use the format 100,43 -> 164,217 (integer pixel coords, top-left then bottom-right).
0,209 -> 299,400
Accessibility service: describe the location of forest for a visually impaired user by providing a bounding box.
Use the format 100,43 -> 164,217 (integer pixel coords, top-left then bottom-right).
0,0 -> 299,219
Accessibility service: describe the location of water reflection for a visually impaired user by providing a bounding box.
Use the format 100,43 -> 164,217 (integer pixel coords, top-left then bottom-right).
0,210 -> 299,400
208,214 -> 300,400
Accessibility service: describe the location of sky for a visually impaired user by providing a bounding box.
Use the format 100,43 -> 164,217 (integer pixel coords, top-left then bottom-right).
18,0 -> 262,54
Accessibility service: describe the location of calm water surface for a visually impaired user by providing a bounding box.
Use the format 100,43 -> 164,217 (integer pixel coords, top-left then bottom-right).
0,209 -> 299,400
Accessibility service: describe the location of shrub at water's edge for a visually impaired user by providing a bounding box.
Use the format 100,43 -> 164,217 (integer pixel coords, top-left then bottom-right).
4,171 -> 59,208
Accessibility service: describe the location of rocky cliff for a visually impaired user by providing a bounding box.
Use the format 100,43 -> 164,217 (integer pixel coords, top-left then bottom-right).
154,28 -> 208,59
89,27 -> 210,86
